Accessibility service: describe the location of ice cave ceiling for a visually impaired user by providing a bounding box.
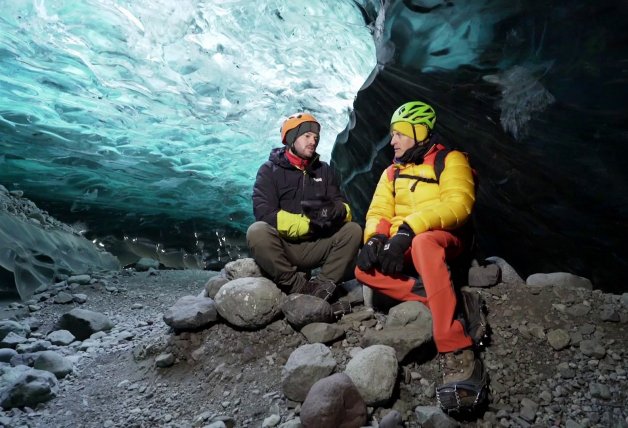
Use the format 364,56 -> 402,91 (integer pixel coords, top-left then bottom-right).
1,0 -> 627,292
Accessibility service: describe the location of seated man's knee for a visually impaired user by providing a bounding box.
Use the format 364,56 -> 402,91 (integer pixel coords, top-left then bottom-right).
340,222 -> 363,245
412,231 -> 442,252
247,221 -> 276,246
346,221 -> 363,239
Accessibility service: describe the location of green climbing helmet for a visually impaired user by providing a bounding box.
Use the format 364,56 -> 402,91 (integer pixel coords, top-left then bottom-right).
390,101 -> 436,130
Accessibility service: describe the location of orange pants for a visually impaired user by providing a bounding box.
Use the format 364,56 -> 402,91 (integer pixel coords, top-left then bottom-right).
355,230 -> 472,353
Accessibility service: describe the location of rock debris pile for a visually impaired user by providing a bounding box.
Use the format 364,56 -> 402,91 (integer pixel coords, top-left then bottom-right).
0,258 -> 626,427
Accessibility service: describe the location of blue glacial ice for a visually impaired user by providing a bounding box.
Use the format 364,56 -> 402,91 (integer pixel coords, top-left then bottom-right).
0,186 -> 118,300
0,0 -> 376,275
1,0 -> 627,294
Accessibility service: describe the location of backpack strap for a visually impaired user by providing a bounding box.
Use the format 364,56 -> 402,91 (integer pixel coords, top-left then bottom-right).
433,148 -> 451,182
387,147 -> 451,195
386,165 -> 399,198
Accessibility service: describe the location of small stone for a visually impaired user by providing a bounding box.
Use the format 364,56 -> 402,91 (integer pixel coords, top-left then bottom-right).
547,328 -> 570,350
67,274 -> 91,285
566,304 -> 591,317
590,382 -> 611,400
262,414 -> 281,427
46,330 -> 76,346
519,405 -> 536,423
580,340 -> 606,359
73,294 -> 88,304
155,353 -> 175,368
557,362 -> 575,379
54,292 -> 74,304
599,305 -> 620,322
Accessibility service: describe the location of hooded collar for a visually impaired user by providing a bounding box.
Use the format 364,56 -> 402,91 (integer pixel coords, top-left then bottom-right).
285,148 -> 311,170
269,147 -> 319,171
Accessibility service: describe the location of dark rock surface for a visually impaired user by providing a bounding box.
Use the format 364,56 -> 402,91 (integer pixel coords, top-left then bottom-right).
333,2 -> 628,293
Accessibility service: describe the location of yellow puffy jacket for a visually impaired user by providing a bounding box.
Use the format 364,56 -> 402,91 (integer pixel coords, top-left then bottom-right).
364,144 -> 475,242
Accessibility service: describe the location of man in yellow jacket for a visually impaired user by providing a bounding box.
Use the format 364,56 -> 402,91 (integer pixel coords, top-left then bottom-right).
355,101 -> 487,412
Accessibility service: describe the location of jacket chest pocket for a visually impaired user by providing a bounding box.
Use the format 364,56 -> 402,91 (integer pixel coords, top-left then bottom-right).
303,180 -> 328,200
278,184 -> 297,202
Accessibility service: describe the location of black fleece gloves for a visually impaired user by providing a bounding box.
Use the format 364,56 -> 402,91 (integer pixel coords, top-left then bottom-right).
358,223 -> 415,275
301,196 -> 346,232
356,234 -> 387,271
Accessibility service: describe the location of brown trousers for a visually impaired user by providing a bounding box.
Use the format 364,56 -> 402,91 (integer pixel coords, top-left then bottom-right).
246,221 -> 362,292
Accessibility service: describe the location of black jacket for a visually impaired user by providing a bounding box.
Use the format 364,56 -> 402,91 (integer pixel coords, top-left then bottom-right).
252,147 -> 349,239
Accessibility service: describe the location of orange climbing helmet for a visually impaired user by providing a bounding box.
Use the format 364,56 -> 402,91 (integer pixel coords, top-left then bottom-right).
280,113 -> 320,146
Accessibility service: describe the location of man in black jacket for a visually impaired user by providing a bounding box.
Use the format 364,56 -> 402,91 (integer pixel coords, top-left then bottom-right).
247,112 -> 361,301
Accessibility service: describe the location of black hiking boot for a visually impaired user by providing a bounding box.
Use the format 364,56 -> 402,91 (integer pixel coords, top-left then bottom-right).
460,288 -> 490,348
436,349 -> 488,413
294,276 -> 337,301
330,300 -> 352,318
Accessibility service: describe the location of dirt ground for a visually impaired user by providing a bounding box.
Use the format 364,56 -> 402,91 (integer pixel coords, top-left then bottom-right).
0,268 -> 627,428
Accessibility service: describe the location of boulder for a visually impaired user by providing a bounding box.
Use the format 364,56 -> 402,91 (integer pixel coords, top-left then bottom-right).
163,295 -> 218,331
56,309 -> 114,340
300,373 -> 367,428
214,277 -> 284,329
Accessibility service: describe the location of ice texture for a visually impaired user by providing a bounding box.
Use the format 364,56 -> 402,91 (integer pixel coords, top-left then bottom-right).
333,0 -> 628,293
1,0 -> 627,293
0,186 -> 119,300
0,0 -> 375,258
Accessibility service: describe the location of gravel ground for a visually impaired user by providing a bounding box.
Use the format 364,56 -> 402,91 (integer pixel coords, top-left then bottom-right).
0,268 -> 627,428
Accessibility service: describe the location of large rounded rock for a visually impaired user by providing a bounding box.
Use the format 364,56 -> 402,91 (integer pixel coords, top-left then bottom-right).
56,309 -> 114,340
386,301 -> 432,328
163,295 -> 218,331
344,345 -> 398,406
224,258 -> 263,280
0,321 -> 30,341
281,343 -> 337,402
282,294 -> 334,329
300,373 -> 367,428
0,366 -> 58,409
214,277 -> 284,329
361,325 -> 432,362
33,351 -> 73,379
301,323 -> 345,344
204,276 -> 230,299
526,272 -> 593,290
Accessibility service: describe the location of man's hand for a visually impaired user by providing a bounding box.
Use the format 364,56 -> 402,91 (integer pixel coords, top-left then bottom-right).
301,196 -> 345,231
380,223 -> 415,275
356,234 -> 388,271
